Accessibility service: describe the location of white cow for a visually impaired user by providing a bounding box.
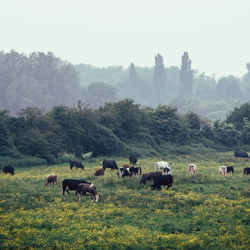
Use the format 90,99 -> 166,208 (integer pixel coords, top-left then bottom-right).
155,161 -> 172,174
188,164 -> 197,175
219,166 -> 227,175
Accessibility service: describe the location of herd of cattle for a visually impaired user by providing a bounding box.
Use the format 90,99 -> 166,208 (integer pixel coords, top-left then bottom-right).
1,152 -> 250,203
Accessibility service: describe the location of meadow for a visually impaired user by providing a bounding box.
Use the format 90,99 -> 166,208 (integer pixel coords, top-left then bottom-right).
0,152 -> 249,249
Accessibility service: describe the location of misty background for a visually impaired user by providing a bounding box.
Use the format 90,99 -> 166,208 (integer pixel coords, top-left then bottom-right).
0,50 -> 249,120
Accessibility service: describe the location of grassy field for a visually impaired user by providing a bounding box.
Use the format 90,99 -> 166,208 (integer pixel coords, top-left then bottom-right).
0,152 -> 249,249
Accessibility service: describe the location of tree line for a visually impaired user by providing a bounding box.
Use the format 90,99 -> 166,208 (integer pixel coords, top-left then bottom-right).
0,100 -> 249,162
0,50 -> 249,121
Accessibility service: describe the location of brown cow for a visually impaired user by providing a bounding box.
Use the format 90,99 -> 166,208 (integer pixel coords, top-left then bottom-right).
45,174 -> 58,187
140,172 -> 162,184
77,183 -> 100,202
123,164 -> 130,169
94,168 -> 105,176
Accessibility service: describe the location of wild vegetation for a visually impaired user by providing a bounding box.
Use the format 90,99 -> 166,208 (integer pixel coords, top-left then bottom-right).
1,100 -> 250,162
0,152 -> 249,249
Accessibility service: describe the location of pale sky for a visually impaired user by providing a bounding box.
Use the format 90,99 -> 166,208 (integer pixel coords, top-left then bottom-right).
1,0 -> 250,78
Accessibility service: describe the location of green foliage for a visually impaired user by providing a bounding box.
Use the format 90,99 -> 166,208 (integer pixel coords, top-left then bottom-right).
1,101 -> 250,160
88,124 -> 126,156
0,112 -> 16,156
213,121 -> 240,147
226,102 -> 250,130
0,155 -> 46,168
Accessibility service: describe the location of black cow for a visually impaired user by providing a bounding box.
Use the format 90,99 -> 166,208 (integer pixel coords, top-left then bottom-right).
129,154 -> 138,165
62,179 -> 91,195
3,166 -> 14,175
226,166 -> 234,174
140,172 -> 162,184
243,167 -> 250,175
70,160 -> 84,170
234,151 -> 249,158
151,175 -> 173,190
103,160 -> 118,170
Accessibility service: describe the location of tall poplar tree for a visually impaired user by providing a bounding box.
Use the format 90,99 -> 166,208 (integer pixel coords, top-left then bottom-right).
153,53 -> 167,105
179,52 -> 193,97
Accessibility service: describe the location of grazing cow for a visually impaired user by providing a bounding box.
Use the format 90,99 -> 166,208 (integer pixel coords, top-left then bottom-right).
163,166 -> 172,175
117,167 -> 129,177
94,168 -> 105,176
129,166 -> 142,176
3,166 -> 14,175
219,166 -> 234,175
188,164 -> 197,175
140,172 -> 162,184
103,160 -> 118,170
118,166 -> 142,178
70,160 -> 84,170
234,151 -> 249,158
123,164 -> 130,169
77,183 -> 100,202
129,154 -> 138,165
155,161 -> 171,171
151,175 -> 173,190
243,167 -> 250,175
45,174 -> 58,187
62,179 -> 91,195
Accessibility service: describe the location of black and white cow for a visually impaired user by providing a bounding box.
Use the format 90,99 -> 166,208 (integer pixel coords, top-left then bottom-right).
129,154 -> 138,165
70,160 -> 84,170
155,161 -> 172,174
118,166 -> 142,178
103,160 -> 118,170
219,166 -> 234,175
151,175 -> 173,190
62,179 -> 91,195
163,166 -> 172,175
3,166 -> 14,175
243,167 -> 250,175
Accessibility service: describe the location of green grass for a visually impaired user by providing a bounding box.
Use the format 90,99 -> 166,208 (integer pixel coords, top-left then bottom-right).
0,152 -> 249,249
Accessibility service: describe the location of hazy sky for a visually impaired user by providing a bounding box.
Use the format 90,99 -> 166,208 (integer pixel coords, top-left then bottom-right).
1,0 -> 249,78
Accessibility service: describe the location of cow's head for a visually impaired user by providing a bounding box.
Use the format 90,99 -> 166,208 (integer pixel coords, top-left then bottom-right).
95,194 -> 100,202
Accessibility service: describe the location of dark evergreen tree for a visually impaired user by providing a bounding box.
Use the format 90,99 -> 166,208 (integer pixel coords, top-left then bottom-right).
179,52 -> 193,97
153,54 -> 167,105
0,116 -> 15,156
